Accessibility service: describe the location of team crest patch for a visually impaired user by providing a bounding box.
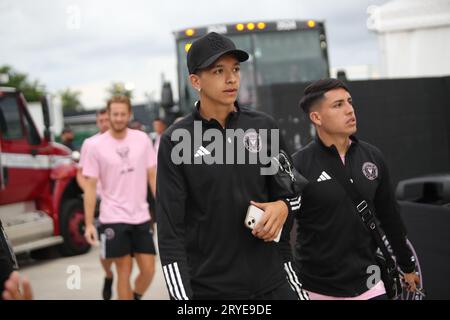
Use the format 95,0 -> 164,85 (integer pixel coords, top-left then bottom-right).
104,228 -> 115,240
362,162 -> 378,181
243,132 -> 262,153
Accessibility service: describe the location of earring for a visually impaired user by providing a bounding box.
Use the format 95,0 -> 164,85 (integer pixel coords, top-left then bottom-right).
197,88 -> 201,92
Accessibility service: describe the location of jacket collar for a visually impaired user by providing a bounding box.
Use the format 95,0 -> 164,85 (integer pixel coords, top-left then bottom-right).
192,100 -> 240,128
315,135 -> 359,155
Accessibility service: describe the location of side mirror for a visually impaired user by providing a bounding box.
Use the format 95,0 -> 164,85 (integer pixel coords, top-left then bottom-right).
40,95 -> 52,141
161,82 -> 174,109
0,159 -> 4,190
0,107 -> 6,134
0,108 -> 5,189
71,151 -> 80,162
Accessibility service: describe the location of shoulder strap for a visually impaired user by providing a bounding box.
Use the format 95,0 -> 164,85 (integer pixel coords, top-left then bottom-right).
318,148 -> 397,271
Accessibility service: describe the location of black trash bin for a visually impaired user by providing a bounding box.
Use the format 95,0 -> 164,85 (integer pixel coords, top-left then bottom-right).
396,174 -> 450,300
396,174 -> 450,206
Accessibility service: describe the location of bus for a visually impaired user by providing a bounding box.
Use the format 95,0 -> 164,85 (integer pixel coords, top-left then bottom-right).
174,20 -> 330,113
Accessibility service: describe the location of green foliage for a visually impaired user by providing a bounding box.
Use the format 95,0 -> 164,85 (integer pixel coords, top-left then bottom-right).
59,88 -> 83,113
106,82 -> 133,100
0,65 -> 45,102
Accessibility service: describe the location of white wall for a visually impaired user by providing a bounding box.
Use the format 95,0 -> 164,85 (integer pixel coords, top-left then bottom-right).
368,0 -> 450,78
331,64 -> 380,80
379,26 -> 450,78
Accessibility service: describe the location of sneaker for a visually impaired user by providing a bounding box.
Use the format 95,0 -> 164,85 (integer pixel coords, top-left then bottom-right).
102,277 -> 113,300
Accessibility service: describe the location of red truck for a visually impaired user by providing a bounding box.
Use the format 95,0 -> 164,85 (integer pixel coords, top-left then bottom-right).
0,87 -> 89,257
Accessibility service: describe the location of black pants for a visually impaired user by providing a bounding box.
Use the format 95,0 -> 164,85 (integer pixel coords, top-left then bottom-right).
370,294 -> 389,300
254,282 -> 299,300
0,235 -> 14,298
193,282 -> 299,300
0,220 -> 16,298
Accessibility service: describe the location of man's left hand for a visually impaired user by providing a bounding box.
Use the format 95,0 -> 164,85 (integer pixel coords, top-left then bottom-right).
2,271 -> 33,300
250,200 -> 288,242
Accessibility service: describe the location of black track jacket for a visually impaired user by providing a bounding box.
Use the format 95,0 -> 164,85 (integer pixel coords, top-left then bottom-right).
288,136 -> 415,297
156,103 -> 307,300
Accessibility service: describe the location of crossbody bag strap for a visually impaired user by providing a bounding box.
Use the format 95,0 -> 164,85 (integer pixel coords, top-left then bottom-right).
318,149 -> 396,271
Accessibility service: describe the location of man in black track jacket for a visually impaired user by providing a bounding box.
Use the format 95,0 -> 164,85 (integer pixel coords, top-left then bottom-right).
286,78 -> 420,299
0,220 -> 16,299
156,32 -> 309,300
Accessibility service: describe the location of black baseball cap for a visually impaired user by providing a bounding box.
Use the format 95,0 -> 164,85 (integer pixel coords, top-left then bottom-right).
187,32 -> 249,74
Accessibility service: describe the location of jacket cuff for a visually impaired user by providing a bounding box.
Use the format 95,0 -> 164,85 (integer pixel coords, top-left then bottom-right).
281,196 -> 301,215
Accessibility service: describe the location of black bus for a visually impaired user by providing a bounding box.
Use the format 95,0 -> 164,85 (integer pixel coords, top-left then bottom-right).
174,20 -> 330,113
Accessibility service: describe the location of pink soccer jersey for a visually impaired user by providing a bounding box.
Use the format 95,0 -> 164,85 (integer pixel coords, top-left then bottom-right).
83,129 -> 157,225
79,133 -> 103,197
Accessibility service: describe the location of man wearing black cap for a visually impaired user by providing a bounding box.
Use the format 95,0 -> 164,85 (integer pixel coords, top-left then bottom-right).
156,32 -> 308,300
286,78 -> 420,300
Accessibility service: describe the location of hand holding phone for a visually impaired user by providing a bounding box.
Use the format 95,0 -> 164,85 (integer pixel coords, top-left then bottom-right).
244,205 -> 282,242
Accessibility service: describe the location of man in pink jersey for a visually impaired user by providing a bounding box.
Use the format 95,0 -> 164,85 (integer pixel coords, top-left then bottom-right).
83,96 -> 157,300
77,108 -> 116,300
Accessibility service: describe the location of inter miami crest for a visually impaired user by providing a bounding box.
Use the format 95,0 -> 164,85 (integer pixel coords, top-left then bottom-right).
104,228 -> 115,240
243,132 -> 262,154
362,162 -> 378,181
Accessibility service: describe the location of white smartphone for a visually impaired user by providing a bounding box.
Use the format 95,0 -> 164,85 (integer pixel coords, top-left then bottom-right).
244,205 -> 282,242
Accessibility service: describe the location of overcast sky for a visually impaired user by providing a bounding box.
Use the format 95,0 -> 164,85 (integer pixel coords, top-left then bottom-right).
0,0 -> 389,108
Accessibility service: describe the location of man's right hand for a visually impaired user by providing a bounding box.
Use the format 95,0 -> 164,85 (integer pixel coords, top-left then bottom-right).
84,224 -> 98,246
404,272 -> 421,293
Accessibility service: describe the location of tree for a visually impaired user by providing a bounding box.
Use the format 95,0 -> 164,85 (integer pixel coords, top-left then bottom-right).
59,88 -> 83,113
106,82 -> 133,100
0,65 -> 46,102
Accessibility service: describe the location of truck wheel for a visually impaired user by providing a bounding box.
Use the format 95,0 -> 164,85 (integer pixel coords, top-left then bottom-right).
59,199 -> 91,256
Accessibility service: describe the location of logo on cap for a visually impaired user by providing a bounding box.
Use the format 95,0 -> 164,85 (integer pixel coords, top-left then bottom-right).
208,33 -> 228,51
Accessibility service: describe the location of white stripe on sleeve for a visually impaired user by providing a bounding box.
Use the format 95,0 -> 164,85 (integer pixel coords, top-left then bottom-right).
173,262 -> 189,300
284,262 -> 310,300
163,265 -> 178,300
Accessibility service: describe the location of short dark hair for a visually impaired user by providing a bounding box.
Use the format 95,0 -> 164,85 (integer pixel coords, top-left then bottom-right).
96,108 -> 107,116
62,126 -> 72,134
299,78 -> 349,113
153,117 -> 167,125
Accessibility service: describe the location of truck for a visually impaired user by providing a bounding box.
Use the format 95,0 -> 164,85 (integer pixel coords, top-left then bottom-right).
174,19 -> 330,113
0,87 -> 89,257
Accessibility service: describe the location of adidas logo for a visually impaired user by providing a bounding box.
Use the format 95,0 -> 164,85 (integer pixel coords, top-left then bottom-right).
317,171 -> 332,182
194,146 -> 211,158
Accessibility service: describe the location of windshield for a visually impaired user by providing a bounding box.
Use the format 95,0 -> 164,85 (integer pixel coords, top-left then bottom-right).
253,29 -> 328,85
0,94 -> 23,140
